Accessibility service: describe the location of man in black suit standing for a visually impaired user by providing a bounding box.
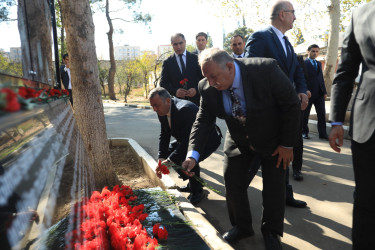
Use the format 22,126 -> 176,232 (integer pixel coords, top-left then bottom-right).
59,53 -> 73,105
183,48 -> 300,249
149,87 -> 221,206
230,35 -> 245,58
160,33 -> 203,106
245,0 -> 308,200
329,2 -> 375,249
302,44 -> 328,140
193,32 -> 208,55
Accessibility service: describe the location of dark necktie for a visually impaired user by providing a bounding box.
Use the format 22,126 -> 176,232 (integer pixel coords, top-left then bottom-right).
237,55 -> 242,58
313,60 -> 318,71
228,87 -> 246,125
178,54 -> 186,75
283,36 -> 292,70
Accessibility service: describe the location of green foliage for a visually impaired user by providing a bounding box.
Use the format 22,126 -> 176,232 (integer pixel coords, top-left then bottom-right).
0,0 -> 16,21
98,61 -> 109,96
186,44 -> 196,53
223,26 -> 253,52
207,34 -> 213,48
290,27 -> 305,47
116,59 -> 141,102
0,52 -> 22,77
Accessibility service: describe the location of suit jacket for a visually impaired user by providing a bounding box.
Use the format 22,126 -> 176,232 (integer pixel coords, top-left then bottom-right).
60,64 -> 70,90
330,1 -> 375,143
189,58 -> 301,158
245,26 -> 307,94
159,51 -> 203,106
304,59 -> 327,99
158,97 -> 220,164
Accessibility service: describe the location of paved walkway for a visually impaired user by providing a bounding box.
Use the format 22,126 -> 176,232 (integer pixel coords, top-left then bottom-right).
104,102 -> 354,250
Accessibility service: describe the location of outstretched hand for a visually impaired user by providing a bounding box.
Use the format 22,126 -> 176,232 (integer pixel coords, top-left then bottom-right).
272,146 -> 293,169
329,125 -> 344,153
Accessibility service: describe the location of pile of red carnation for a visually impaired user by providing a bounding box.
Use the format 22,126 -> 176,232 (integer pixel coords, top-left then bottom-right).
0,87 -> 70,113
65,185 -> 168,250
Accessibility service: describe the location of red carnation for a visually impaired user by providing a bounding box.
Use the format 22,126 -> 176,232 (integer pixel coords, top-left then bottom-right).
152,223 -> 160,236
0,88 -> 21,112
157,226 -> 168,240
159,164 -> 170,175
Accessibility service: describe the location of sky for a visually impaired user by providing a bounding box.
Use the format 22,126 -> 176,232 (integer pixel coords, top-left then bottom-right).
0,0 -> 265,60
0,0 -> 364,60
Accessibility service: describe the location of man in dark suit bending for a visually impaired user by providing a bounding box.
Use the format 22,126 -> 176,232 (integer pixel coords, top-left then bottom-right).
149,87 -> 221,206
182,48 -> 300,249
329,2 -> 375,248
159,33 -> 203,106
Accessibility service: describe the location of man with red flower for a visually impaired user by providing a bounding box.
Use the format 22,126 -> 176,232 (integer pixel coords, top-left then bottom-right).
149,87 -> 221,205
160,33 -> 203,106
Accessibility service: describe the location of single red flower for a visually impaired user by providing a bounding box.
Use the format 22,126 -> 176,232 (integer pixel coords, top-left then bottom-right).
159,164 -> 170,175
152,223 -> 160,236
183,78 -> 188,82
0,88 -> 21,112
157,226 -> 168,240
179,80 -> 185,85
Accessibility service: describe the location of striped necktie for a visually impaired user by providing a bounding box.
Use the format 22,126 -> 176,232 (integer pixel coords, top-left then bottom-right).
228,87 -> 246,126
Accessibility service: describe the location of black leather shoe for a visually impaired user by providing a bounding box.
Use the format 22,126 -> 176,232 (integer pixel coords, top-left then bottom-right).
189,191 -> 207,205
319,135 -> 329,140
286,198 -> 307,208
262,230 -> 282,250
223,227 -> 255,244
293,170 -> 303,181
177,185 -> 191,193
302,133 -> 311,139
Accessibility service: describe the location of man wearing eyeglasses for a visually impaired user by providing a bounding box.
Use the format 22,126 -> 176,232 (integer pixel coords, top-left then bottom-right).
244,0 -> 308,222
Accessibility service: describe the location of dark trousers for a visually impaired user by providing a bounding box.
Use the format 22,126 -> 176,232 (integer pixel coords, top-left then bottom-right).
226,151 -> 286,236
68,89 -> 73,106
351,132 -> 375,250
292,111 -> 304,173
247,112 -> 303,202
302,96 -> 327,137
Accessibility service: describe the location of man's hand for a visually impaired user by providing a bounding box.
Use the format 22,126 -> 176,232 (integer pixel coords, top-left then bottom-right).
329,125 -> 344,153
272,146 -> 293,170
186,88 -> 197,97
181,158 -> 196,177
298,93 -> 308,111
307,90 -> 312,99
176,88 -> 188,98
324,94 -> 327,101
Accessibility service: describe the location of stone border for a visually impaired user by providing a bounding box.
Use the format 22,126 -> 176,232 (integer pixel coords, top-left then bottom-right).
109,138 -> 233,250
307,119 -> 350,140
124,103 -> 151,109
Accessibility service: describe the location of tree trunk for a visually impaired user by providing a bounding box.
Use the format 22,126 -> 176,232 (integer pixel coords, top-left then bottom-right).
17,0 -> 55,84
106,0 -> 116,100
60,0 -> 119,188
323,0 -> 340,97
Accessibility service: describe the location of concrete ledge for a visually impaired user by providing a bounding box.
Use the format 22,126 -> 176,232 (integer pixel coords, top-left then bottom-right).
108,137 -> 232,249
307,120 -> 350,140
124,103 -> 151,109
